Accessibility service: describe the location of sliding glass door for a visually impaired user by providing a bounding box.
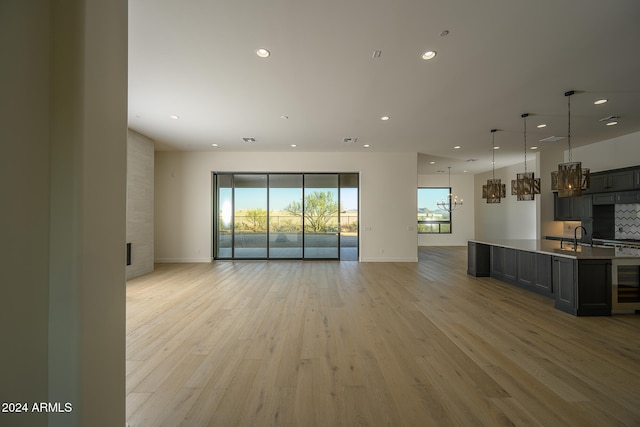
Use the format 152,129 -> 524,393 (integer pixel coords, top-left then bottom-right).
213,173 -> 358,260
303,174 -> 339,259
269,174 -> 303,258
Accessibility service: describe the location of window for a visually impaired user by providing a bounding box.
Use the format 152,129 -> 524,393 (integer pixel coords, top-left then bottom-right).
417,187 -> 452,234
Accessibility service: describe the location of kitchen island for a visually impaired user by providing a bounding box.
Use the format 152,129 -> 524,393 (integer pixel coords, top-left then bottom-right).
468,239 -> 639,316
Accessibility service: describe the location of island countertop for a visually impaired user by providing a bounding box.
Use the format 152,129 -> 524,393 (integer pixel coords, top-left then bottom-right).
468,238 -> 640,260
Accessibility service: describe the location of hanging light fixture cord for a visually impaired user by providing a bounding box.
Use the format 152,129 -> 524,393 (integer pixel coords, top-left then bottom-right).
566,90 -> 574,163
491,129 -> 497,179
522,113 -> 528,173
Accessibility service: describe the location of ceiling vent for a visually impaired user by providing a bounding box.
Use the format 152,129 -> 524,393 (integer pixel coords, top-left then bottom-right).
343,137 -> 358,144
539,136 -> 565,142
242,137 -> 256,143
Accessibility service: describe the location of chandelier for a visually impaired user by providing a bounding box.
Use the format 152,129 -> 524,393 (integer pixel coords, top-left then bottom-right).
551,90 -> 590,197
482,129 -> 506,203
511,113 -> 541,200
437,167 -> 463,212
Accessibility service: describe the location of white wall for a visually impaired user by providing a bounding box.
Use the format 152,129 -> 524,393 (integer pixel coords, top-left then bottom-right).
417,173 -> 475,246
155,151 -> 418,262
572,130 -> 640,172
1,2 -> 128,427
474,161 -> 539,241
127,130 -> 154,279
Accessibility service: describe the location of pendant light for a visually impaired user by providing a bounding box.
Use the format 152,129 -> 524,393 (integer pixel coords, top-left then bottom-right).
551,90 -> 590,197
511,113 -> 541,200
437,166 -> 463,212
482,129 -> 506,203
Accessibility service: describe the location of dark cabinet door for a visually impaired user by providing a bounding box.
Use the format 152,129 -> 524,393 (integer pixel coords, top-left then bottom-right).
517,251 -> 536,288
608,170 -> 635,191
592,193 -> 616,205
553,256 -> 577,315
491,246 -> 504,279
616,190 -> 640,204
576,260 -> 612,316
554,193 -> 574,220
503,248 -> 518,282
635,169 -> 640,189
588,173 -> 609,193
535,254 -> 553,295
577,195 -> 592,218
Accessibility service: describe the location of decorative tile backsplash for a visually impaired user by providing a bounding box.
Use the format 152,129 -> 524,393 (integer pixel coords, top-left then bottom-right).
615,203 -> 640,240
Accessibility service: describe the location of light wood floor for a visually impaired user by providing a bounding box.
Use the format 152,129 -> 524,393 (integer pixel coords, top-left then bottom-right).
126,247 -> 640,426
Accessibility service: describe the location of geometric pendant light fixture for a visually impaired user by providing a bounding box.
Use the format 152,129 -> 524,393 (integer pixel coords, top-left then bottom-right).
511,113 -> 541,201
482,129 -> 506,203
551,90 -> 590,197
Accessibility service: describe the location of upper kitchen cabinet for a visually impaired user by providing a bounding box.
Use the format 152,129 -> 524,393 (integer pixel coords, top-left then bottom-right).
554,194 -> 592,221
586,168 -> 637,193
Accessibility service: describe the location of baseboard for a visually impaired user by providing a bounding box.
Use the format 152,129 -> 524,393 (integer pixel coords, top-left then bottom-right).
359,257 -> 418,262
155,257 -> 212,263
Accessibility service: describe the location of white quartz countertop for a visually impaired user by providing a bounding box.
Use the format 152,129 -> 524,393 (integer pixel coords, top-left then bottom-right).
469,239 -> 640,259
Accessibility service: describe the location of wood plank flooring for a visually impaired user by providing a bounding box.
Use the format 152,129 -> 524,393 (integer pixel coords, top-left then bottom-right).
126,247 -> 640,426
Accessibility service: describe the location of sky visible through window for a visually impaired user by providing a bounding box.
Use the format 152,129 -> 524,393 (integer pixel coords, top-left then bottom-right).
418,187 -> 450,213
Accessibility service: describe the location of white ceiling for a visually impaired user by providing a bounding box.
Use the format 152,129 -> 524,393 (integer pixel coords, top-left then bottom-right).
128,0 -> 640,174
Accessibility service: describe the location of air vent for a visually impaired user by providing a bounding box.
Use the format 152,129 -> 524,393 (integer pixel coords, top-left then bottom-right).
242,137 -> 256,143
372,50 -> 382,58
466,159 -> 478,162
539,136 -> 565,142
343,137 -> 358,144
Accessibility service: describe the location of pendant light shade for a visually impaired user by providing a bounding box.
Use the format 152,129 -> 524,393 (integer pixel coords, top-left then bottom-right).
511,113 -> 541,201
482,129 -> 506,203
437,167 -> 463,212
551,91 -> 590,197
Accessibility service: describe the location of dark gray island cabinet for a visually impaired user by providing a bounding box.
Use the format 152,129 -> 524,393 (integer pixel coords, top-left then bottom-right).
468,240 -> 613,316
552,257 -> 611,316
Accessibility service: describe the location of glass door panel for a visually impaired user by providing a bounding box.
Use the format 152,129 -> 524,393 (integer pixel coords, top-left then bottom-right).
269,174 -> 303,258
234,174 -> 267,258
340,173 -> 359,261
304,174 -> 339,259
216,174 -> 233,258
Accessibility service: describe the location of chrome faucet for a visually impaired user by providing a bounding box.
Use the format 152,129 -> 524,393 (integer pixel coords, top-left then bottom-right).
574,226 -> 587,251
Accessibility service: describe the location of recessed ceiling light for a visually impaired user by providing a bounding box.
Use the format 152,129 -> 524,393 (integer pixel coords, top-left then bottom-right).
440,30 -> 450,37
211,143 -> 219,147
606,121 -> 618,126
381,116 -> 390,121
256,48 -> 270,58
537,123 -> 547,128
363,144 -> 371,148
463,170 -> 468,173
530,146 -> 538,150
421,50 -> 437,60
290,144 -> 297,147
454,145 -> 461,149
594,99 -> 608,105
429,161 -> 436,164
493,146 -> 500,150
280,115 -> 289,119
169,115 -> 180,120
